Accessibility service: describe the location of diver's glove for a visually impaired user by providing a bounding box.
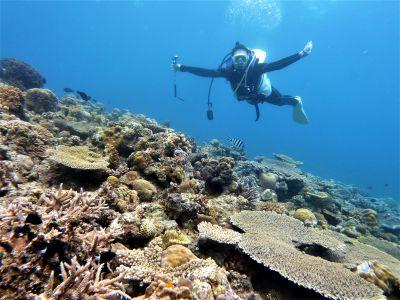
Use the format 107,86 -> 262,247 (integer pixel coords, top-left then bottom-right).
299,41 -> 313,57
172,63 -> 182,72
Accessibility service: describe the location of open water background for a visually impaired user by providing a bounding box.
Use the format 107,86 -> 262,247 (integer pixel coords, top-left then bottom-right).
1,0 -> 398,200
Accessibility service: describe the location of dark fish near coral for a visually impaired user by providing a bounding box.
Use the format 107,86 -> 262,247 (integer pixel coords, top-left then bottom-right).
63,87 -> 75,93
229,137 -> 244,150
367,186 -> 373,190
384,183 -> 389,187
76,90 -> 91,101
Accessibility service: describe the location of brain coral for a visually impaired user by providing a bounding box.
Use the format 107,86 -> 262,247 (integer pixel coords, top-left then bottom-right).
0,83 -> 24,117
23,88 -> 58,113
198,211 -> 386,300
0,58 -> 46,91
50,145 -> 109,170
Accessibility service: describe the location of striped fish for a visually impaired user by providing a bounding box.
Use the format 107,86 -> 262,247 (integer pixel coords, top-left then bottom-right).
228,137 -> 245,150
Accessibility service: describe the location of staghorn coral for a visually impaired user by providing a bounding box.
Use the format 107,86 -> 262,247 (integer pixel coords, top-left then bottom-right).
50,145 -> 109,170
0,58 -> 46,91
0,83 -> 25,117
198,211 -> 386,300
35,257 -> 131,299
0,118 -> 53,158
0,185 -> 113,299
23,88 -> 58,114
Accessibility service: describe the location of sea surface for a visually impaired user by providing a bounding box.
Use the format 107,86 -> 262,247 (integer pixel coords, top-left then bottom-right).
1,0 -> 398,200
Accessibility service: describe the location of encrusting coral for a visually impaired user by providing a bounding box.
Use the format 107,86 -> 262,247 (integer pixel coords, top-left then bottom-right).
198,210 -> 388,300
49,145 -> 109,170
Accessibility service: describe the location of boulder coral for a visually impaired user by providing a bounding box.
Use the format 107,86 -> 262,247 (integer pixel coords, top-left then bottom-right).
23,88 -> 58,114
0,58 -> 46,91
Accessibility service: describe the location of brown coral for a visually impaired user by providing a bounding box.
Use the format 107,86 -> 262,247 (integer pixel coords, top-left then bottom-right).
23,88 -> 58,114
0,118 -> 53,158
50,145 -> 109,170
0,83 -> 24,117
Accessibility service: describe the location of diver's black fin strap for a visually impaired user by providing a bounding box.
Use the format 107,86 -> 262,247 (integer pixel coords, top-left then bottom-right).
255,103 -> 260,121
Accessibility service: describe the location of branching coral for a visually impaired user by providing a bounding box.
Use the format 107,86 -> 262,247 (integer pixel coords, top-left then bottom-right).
36,257 -> 131,299
0,185 -> 114,299
198,211 -> 386,300
50,145 -> 109,170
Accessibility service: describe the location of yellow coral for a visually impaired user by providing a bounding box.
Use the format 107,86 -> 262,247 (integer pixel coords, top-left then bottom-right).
294,208 -> 317,225
162,229 -> 191,247
50,145 -> 109,170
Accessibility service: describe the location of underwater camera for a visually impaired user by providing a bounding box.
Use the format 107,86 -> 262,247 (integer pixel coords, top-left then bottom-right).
207,108 -> 214,120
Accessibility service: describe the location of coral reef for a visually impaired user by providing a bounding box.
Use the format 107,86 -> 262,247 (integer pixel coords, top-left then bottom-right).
23,88 -> 58,114
0,58 -> 46,90
1,65 -> 399,300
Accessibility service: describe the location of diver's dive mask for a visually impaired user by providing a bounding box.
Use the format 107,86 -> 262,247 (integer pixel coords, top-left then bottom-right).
232,49 -> 250,69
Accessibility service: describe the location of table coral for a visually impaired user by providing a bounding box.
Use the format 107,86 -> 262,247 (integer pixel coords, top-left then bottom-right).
198,211 -> 386,300
50,145 -> 109,170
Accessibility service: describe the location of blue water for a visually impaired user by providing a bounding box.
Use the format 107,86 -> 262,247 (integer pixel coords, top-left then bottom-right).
1,1 -> 398,200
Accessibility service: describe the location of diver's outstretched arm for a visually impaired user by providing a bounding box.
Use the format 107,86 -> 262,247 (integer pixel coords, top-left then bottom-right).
257,40 -> 313,73
178,65 -> 227,78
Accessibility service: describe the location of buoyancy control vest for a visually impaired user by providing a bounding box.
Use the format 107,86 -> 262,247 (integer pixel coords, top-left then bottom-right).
206,43 -> 271,121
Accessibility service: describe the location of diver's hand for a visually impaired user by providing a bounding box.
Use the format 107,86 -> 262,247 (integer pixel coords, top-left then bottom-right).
172,63 -> 182,72
300,41 -> 313,57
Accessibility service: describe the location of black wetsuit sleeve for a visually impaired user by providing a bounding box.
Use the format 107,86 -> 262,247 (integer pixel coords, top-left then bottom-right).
256,53 -> 303,73
180,65 -> 227,78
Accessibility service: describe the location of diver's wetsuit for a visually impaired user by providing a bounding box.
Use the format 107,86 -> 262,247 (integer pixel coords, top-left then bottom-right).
180,52 -> 302,106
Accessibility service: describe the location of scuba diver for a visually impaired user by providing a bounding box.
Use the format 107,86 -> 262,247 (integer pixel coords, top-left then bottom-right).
172,41 -> 312,123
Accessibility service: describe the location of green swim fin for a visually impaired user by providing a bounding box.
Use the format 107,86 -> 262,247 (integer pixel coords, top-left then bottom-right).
292,96 -> 309,124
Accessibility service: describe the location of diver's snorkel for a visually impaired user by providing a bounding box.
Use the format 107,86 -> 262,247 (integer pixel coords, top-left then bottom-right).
172,55 -> 185,101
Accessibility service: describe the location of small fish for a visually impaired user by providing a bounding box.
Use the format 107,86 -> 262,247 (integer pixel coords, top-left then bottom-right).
63,87 -> 75,93
229,137 -> 244,150
384,183 -> 389,187
76,90 -> 91,101
366,186 -> 373,190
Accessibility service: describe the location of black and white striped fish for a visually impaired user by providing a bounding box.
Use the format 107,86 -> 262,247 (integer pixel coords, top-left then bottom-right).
228,137 -> 245,150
